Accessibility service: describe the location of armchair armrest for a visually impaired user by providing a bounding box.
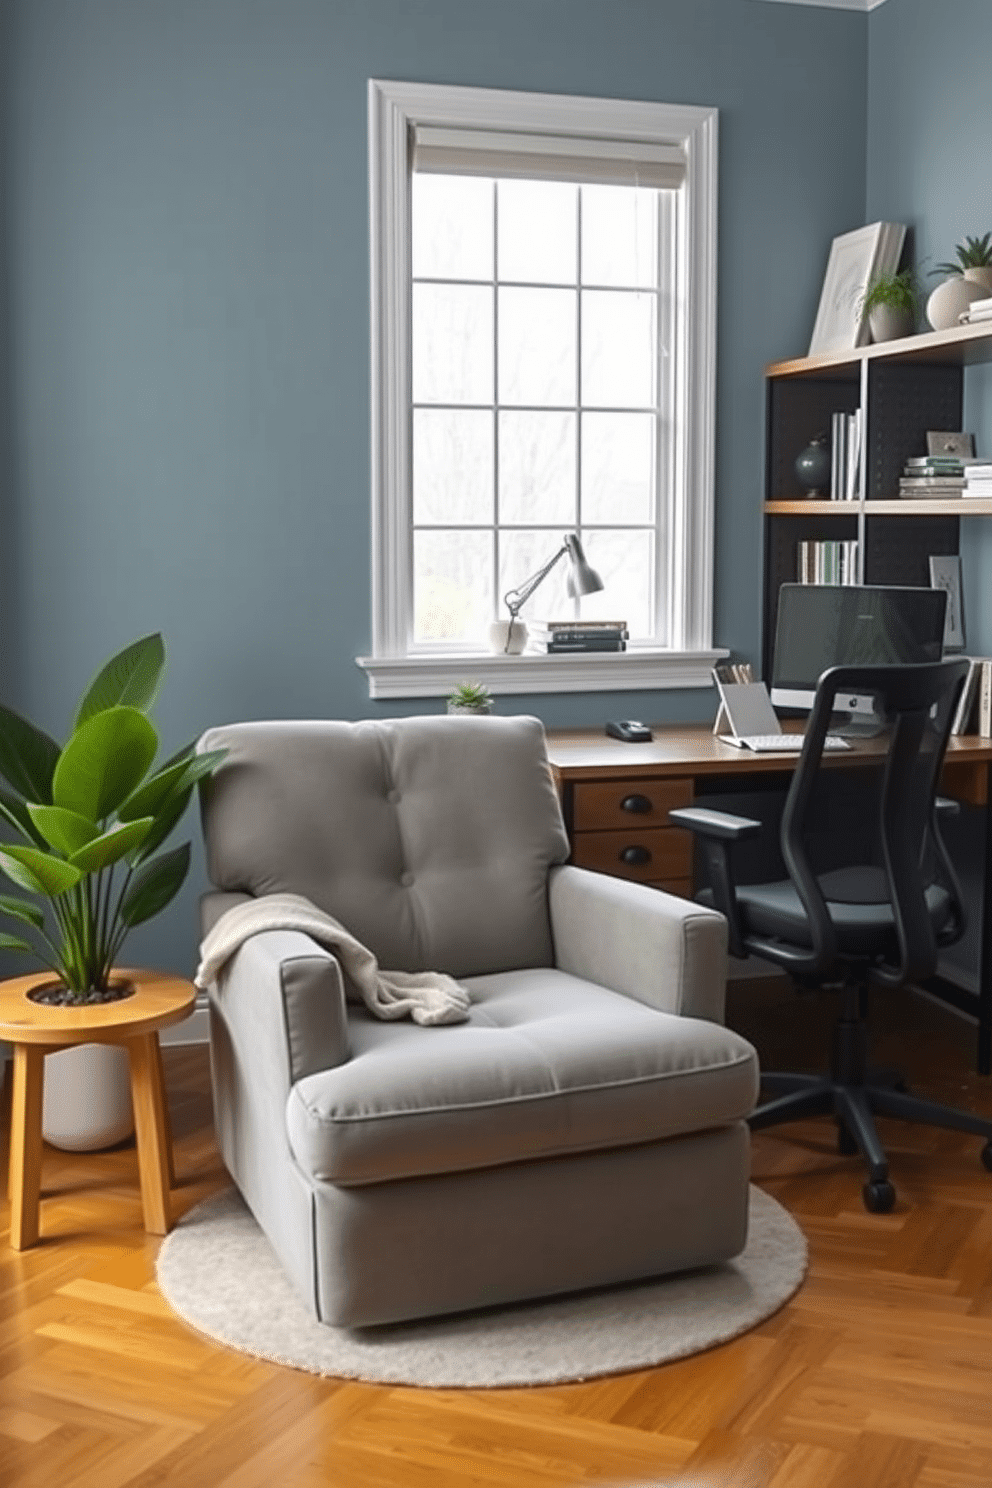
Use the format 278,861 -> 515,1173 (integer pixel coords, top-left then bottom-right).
668,805 -> 763,959
548,864 -> 728,1024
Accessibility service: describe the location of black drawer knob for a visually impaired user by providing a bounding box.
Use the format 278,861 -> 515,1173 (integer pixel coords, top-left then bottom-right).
620,794 -> 652,814
620,845 -> 652,865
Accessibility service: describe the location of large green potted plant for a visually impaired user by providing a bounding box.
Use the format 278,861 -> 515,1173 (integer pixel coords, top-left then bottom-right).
0,632 -> 224,1148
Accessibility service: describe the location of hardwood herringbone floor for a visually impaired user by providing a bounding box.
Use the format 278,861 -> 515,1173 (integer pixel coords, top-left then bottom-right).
2,977 -> 992,1487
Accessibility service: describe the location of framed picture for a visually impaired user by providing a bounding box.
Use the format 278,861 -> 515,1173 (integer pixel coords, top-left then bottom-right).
808,222 -> 906,357
926,431 -> 976,459
929,553 -> 966,651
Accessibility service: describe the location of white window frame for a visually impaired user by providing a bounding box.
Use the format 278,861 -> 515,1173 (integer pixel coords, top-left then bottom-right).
360,78 -> 723,699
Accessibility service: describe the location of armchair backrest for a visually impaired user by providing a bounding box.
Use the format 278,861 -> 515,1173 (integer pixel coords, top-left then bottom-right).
782,659 -> 969,985
197,714 -> 570,978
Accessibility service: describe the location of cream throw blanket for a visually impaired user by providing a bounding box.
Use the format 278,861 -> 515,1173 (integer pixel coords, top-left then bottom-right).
195,892 -> 471,1026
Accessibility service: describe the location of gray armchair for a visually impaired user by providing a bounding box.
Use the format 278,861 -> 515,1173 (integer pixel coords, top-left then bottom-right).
197,715 -> 758,1327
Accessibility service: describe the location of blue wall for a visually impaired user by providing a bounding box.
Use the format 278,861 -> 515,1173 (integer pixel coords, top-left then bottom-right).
867,0 -> 992,653
2,0 -> 870,975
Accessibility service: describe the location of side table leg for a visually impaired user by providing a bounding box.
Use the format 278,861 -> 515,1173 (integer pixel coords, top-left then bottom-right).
9,1045 -> 45,1250
127,1033 -> 172,1236
153,1034 -> 176,1188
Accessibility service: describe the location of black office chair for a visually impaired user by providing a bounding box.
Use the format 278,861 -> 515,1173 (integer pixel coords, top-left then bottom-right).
671,659 -> 992,1213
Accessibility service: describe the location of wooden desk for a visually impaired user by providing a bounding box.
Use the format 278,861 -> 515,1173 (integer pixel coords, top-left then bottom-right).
546,725 -> 992,1074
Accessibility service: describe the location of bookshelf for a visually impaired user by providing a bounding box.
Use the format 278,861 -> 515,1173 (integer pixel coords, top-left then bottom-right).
762,319 -> 992,679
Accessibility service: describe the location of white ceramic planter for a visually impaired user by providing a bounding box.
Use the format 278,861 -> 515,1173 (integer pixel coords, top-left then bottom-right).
488,619 -> 528,654
42,1042 -> 134,1151
964,266 -> 992,293
868,304 -> 915,343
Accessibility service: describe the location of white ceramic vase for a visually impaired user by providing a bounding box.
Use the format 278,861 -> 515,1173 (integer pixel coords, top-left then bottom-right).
964,265 -> 992,293
926,276 -> 986,331
42,1042 -> 134,1151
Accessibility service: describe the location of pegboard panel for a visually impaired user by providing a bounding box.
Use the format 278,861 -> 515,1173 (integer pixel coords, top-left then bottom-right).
767,375 -> 859,500
863,513 -> 959,588
866,362 -> 963,500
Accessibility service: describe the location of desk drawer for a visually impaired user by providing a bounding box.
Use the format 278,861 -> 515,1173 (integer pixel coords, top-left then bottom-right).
572,777 -> 693,831
571,827 -> 693,883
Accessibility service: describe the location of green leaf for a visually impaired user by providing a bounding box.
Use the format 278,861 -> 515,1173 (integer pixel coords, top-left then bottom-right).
0,894 -> 45,929
0,932 -> 34,954
0,704 -> 61,803
52,707 -> 158,822
118,757 -> 195,822
128,789 -> 192,863
120,842 -> 190,927
74,633 -> 166,728
69,818 -> 153,873
26,803 -> 100,857
0,845 -> 83,897
0,788 -> 47,847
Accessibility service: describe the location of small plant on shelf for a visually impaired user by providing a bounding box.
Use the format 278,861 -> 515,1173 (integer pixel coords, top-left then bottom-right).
446,681 -> 494,715
859,267 -> 920,315
932,233 -> 992,277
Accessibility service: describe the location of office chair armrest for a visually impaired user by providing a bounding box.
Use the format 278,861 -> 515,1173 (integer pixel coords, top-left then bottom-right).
934,796 -> 960,817
667,806 -> 763,840
668,807 -> 762,960
548,864 -> 729,1023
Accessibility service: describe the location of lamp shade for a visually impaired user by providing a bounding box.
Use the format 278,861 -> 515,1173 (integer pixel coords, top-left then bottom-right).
563,534 -> 604,598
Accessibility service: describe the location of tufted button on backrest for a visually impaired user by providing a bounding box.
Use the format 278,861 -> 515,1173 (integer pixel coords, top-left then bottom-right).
197,715 -> 570,977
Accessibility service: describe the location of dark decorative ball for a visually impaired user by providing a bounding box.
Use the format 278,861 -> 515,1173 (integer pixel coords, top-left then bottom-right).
794,433 -> 831,498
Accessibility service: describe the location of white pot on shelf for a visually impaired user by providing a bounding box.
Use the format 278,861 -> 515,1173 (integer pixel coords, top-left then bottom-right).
964,265 -> 992,293
42,1042 -> 134,1152
926,276 -> 985,331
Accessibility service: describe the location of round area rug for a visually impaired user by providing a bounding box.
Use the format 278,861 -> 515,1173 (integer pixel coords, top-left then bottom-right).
156,1186 -> 806,1389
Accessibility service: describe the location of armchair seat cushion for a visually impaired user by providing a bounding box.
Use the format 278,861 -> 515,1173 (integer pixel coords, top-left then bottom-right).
285,968 -> 758,1186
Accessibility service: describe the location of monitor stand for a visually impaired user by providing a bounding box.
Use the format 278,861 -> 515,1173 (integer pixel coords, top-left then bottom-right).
829,708 -> 888,739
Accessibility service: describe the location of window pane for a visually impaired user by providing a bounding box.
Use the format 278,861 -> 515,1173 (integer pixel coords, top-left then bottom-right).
581,185 -> 658,288
499,411 -> 576,526
498,179 -> 577,285
498,528 -> 575,623
413,409 -> 493,525
582,290 -> 656,408
412,174 -> 494,281
578,530 -> 654,637
412,283 -> 493,405
498,287 -> 576,406
581,412 -> 655,524
414,529 -> 493,644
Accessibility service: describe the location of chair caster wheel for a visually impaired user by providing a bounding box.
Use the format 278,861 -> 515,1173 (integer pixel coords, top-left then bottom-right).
981,1141 -> 992,1174
863,1179 -> 895,1214
836,1122 -> 858,1156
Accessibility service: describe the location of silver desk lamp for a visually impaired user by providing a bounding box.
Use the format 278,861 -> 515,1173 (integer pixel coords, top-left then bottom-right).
492,533 -> 604,654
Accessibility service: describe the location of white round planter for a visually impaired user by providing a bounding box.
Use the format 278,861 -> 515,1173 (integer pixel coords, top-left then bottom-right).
42,1042 -> 134,1151
926,276 -> 985,331
488,619 -> 527,654
964,265 -> 992,293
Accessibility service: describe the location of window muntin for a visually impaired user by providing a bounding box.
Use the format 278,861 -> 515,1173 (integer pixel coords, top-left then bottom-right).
410,170 -> 676,650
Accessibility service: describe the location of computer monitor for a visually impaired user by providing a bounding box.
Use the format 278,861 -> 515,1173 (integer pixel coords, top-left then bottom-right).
770,583 -> 947,732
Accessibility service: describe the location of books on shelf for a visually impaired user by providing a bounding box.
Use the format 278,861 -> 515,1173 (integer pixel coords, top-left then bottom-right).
964,461 -> 992,498
796,539 -> 859,585
829,408 -> 862,500
951,657 -> 992,735
899,452 -> 971,498
960,295 -> 992,325
528,619 -> 628,653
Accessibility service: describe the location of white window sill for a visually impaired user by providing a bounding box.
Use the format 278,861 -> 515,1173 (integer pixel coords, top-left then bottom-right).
356,648 -> 728,700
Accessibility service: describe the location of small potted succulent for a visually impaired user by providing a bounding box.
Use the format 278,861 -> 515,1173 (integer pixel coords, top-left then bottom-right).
446,681 -> 494,716
859,267 -> 920,343
0,632 -> 225,1148
933,232 -> 992,290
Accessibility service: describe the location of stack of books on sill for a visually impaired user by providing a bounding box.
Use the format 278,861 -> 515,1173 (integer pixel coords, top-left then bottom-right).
964,461 -> 992,498
528,620 -> 628,653
898,453 -> 968,498
796,539 -> 859,585
829,408 -> 863,501
960,295 -> 992,326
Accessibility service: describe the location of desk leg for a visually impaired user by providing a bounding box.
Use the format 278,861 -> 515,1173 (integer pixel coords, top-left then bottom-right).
9,1045 -> 45,1250
127,1034 -> 172,1236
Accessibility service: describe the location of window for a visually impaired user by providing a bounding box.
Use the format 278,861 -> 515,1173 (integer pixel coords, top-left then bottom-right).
363,80 -> 721,698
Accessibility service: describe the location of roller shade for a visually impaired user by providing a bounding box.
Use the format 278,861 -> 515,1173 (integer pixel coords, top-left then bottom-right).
411,124 -> 686,189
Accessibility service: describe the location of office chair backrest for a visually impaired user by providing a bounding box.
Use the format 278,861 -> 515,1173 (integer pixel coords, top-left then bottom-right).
781,659 -> 969,987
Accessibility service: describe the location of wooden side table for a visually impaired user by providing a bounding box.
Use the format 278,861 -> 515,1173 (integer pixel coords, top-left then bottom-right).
0,968 -> 196,1250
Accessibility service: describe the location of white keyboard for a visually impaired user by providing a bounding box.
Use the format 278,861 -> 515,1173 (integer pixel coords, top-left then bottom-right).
719,733 -> 851,753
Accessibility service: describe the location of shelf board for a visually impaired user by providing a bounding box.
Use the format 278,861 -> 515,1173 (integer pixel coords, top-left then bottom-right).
765,501 -> 860,515
767,319 -> 992,380
765,498 -> 992,517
